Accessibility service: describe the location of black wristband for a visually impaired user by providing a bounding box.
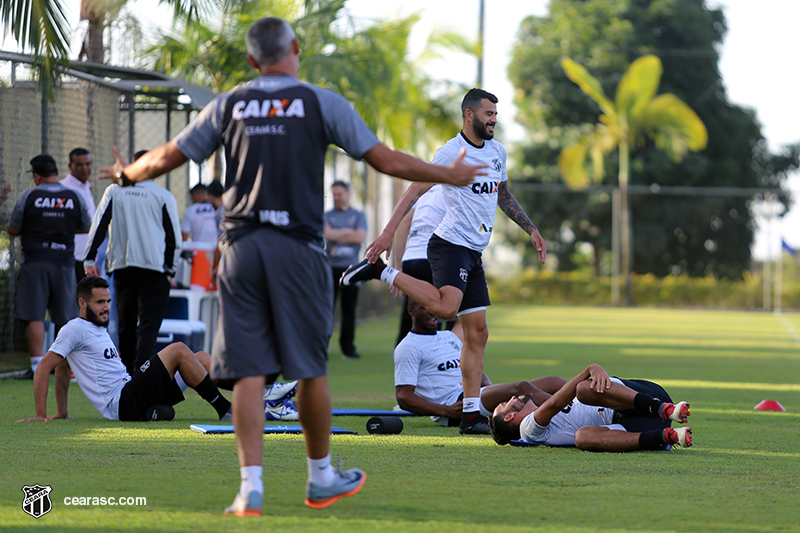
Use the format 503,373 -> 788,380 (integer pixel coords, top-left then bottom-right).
115,170 -> 133,187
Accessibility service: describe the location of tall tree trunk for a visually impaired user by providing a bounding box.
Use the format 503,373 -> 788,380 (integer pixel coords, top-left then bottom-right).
619,140 -> 633,306
81,0 -> 107,63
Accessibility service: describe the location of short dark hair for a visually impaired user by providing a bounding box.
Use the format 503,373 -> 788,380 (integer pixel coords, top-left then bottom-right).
331,180 -> 349,191
246,17 -> 295,66
29,154 -> 58,177
133,150 -> 148,161
461,88 -> 498,118
69,148 -> 90,162
207,180 -> 224,198
488,412 -> 519,446
76,276 -> 109,303
191,183 -> 209,196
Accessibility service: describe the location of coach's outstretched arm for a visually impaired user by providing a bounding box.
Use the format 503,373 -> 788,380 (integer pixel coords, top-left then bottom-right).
97,142 -> 486,191
17,351 -> 71,422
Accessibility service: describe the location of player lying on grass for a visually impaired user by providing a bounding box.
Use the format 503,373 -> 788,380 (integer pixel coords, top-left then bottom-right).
394,300 -> 566,429
18,276 -> 232,423
489,363 -> 692,451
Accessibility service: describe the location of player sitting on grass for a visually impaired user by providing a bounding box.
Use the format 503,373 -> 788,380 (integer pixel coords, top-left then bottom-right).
18,276 -> 232,423
489,363 -> 692,451
394,300 -> 566,429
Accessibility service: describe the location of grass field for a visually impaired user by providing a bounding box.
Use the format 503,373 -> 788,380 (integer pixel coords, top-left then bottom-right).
2,305 -> 799,533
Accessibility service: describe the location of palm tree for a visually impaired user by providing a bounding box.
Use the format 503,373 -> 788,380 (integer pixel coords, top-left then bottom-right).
147,0 -> 471,156
558,55 -> 707,305
1,0 -> 212,93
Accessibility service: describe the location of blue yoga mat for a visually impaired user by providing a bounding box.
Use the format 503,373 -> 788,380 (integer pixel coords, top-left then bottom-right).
332,408 -> 417,417
189,424 -> 356,435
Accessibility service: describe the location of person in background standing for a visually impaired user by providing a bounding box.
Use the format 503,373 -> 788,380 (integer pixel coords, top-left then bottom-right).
84,150 -> 181,375
8,155 -> 91,379
60,148 -> 98,283
324,181 -> 367,359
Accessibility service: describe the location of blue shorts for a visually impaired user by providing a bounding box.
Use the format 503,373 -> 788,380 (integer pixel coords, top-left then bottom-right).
427,234 -> 490,314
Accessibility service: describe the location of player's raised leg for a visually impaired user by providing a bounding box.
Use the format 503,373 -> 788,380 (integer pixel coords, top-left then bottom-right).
157,342 -> 232,420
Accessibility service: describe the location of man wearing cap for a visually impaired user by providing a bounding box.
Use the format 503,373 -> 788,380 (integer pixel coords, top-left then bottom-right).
7,154 -> 92,379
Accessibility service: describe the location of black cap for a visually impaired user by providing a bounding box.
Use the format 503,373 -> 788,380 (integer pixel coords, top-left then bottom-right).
29,154 -> 58,176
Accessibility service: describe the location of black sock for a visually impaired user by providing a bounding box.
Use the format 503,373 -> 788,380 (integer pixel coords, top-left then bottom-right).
633,393 -> 664,418
639,429 -> 666,450
193,375 -> 232,419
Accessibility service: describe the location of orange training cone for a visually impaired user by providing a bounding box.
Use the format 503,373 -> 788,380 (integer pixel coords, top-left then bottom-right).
753,400 -> 787,412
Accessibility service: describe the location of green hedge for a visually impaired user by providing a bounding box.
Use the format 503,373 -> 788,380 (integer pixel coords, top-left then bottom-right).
488,269 -> 800,310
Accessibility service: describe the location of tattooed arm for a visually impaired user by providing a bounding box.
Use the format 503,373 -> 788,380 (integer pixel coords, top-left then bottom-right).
497,181 -> 547,264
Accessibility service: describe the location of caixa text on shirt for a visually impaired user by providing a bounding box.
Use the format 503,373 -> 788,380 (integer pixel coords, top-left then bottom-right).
34,197 -> 77,209
232,98 -> 305,120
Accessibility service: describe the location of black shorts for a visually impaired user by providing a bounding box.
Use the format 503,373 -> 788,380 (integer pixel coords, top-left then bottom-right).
613,378 -> 673,433
118,355 -> 185,421
426,235 -> 490,314
402,258 -> 433,284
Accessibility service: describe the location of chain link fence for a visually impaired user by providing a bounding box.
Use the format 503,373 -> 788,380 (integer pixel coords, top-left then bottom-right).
0,53 -> 409,370
0,53 -> 202,371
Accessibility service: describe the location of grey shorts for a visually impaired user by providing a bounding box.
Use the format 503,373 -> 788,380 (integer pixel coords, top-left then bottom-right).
210,227 -> 333,381
15,261 -> 77,324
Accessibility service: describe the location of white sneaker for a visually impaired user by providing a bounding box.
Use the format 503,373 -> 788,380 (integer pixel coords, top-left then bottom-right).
265,398 -> 299,421
264,381 -> 298,403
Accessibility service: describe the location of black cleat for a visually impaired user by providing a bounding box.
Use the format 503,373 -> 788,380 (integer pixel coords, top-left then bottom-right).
341,258 -> 384,286
459,413 -> 490,435
14,368 -> 35,380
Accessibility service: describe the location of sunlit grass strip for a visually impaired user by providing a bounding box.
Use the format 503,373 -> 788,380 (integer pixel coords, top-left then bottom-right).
490,332 -> 799,350
656,379 -> 800,392
699,408 -> 800,418
618,348 -> 799,360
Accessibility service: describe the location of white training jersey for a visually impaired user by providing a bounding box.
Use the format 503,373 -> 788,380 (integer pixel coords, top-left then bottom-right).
432,133 -> 508,252
402,185 -> 445,262
48,318 -> 131,420
181,201 -> 220,244
520,398 -> 617,446
394,330 -> 464,410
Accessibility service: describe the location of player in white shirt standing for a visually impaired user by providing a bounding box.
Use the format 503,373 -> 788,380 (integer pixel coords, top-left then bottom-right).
181,183 -> 220,244
18,276 -> 232,423
343,89 -> 547,434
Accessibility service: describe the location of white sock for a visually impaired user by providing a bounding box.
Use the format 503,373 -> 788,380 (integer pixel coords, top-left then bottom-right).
462,397 -> 480,413
240,466 -> 263,495
380,266 -> 399,286
30,356 -> 43,372
308,454 -> 335,486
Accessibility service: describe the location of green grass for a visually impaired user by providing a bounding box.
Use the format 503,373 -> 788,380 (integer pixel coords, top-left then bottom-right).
2,305 -> 799,532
